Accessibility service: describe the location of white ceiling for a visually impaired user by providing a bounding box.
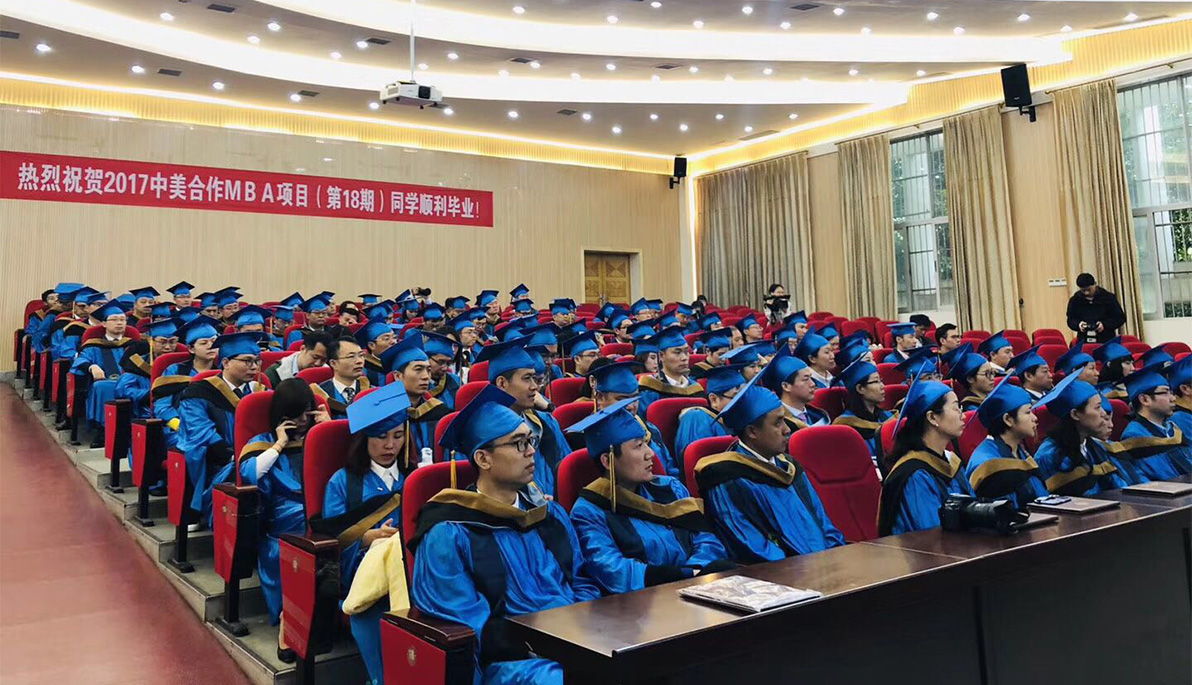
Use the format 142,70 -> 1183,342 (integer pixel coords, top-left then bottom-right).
2,0 -> 1188,156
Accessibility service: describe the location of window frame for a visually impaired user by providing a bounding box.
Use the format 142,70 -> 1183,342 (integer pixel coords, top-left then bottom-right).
890,130 -> 954,317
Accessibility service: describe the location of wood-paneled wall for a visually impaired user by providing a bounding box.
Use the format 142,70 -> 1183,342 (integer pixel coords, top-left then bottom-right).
0,107 -> 680,369
807,153 -> 849,316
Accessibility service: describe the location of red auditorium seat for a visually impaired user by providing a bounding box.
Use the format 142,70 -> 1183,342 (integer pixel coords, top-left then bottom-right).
1109,399 -> 1130,441
826,316 -> 848,330
879,417 -> 902,462
1119,334 -> 1142,344
555,449 -> 666,512
1032,328 -> 1064,343
957,413 -> 989,465
433,411 -> 459,461
261,350 -> 290,369
1026,405 -> 1056,453
872,347 -> 894,363
647,397 -> 709,454
281,324 -> 303,343
1164,342 -> 1191,356
1123,341 -> 1150,355
876,362 -> 903,385
1006,335 -> 1031,355
466,361 -> 490,383
600,342 -> 633,356
287,340 -> 303,351
1033,335 -> 1067,347
683,436 -> 736,496
856,317 -> 881,336
880,384 -> 908,412
549,377 -> 587,406
812,387 -> 847,420
809,311 -> 834,321
297,366 -> 334,385
552,401 -> 595,431
964,330 -> 991,340
841,321 -> 871,338
788,426 -> 881,542
874,321 -> 898,343
13,299 -> 42,380
454,381 -> 488,411
1037,344 -> 1068,371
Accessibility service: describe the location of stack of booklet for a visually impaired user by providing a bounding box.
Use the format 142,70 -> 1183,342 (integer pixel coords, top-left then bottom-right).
678,575 -> 822,613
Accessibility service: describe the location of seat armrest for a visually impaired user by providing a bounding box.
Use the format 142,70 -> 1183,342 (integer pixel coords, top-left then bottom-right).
384,608 -> 475,649
280,532 -> 338,555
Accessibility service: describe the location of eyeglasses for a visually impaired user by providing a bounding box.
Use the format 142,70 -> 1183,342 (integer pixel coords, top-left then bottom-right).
978,370 -> 999,379
231,356 -> 261,366
489,435 -> 540,453
335,352 -> 367,361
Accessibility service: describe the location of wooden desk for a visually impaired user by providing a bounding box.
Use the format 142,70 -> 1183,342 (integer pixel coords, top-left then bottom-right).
509,498 -> 1191,685
1091,473 -> 1192,509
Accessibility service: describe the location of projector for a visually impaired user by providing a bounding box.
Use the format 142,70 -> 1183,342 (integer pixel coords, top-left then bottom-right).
380,81 -> 443,108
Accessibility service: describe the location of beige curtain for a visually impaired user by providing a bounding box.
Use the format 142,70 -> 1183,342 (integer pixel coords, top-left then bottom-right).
694,152 -> 815,310
838,134 -> 897,319
943,106 -> 1022,332
1053,80 -> 1145,337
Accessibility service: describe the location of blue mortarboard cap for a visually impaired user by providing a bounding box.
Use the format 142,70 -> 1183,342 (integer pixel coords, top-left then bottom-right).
735,314 -> 760,332
215,288 -> 241,308
403,298 -> 421,313
92,301 -> 128,321
115,293 -> 135,308
150,303 -> 175,319
761,345 -> 808,393
58,286 -> 86,304
698,313 -> 722,330
147,319 -> 179,339
549,298 -> 576,315
675,303 -> 694,317
775,328 -> 798,345
722,342 -> 765,366
495,317 -> 531,342
198,292 -> 218,308
949,353 -> 989,382
784,310 -> 808,326
358,293 -> 382,305
364,302 -> 394,321
439,385 -> 524,459
756,340 -> 778,356
630,298 -> 651,315
1055,346 -> 1095,375
1035,372 -> 1100,419
380,333 -> 429,374
975,378 -> 1034,431
272,306 -> 294,323
355,319 -> 394,346
811,322 -> 839,340
566,397 -> 647,458
300,294 -> 332,313
477,289 -> 500,307
513,299 -> 536,315
716,372 -> 782,435
450,312 -> 479,334
445,296 -> 470,311
1123,362 -> 1170,404
279,292 -> 304,308
608,311 -> 632,331
233,304 -> 272,328
629,322 -> 656,340
839,359 -> 879,392
130,286 -> 160,300
528,349 -> 547,375
564,319 -> 590,338
706,363 -> 749,395
650,326 -> 689,352
521,323 -> 560,351
422,303 -> 446,321
510,284 -> 531,300
214,332 -> 264,358
587,360 -> 641,394
896,348 -> 939,380
476,337 -> 537,380
1138,344 -> 1174,368
793,332 -> 830,362
895,378 -> 953,437
977,331 -> 1012,357
1008,344 -> 1047,377
648,299 -> 665,310
633,337 -> 659,355
658,312 -> 680,329
699,328 -> 733,351
347,381 -> 412,437
597,303 -> 618,321
1091,337 -> 1131,364
834,338 -> 871,369
564,331 -> 600,357
422,331 -> 460,358
167,281 -> 195,296
1165,354 -> 1190,389
175,309 -> 200,325
890,323 -> 917,339
55,282 -> 84,296
841,330 -> 873,346
940,342 -> 972,367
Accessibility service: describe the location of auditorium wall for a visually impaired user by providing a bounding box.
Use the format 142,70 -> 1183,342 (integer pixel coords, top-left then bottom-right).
0,107 -> 682,369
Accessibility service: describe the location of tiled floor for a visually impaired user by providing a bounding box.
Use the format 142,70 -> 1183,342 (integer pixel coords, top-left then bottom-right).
0,384 -> 250,684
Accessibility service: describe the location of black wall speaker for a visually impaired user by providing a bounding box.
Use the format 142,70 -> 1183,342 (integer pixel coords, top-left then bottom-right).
673,157 -> 688,179
1001,64 -> 1032,108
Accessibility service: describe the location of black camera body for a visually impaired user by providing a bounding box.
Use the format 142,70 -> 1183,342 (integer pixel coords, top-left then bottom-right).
939,494 -> 1028,535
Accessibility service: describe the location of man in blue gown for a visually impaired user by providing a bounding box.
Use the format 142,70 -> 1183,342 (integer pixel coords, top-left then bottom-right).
965,380 -> 1049,509
423,331 -> 463,410
408,385 -> 602,685
312,337 -> 371,419
356,317 -> 397,388
1112,364 -> 1192,479
636,326 -> 705,420
674,364 -> 746,472
569,398 -> 734,594
154,316 -> 221,451
380,334 -> 450,467
760,346 -> 830,432
70,301 -> 136,447
695,373 -> 844,562
690,328 -> 732,378
586,361 -> 679,479
1007,345 -> 1054,401
1169,356 -> 1192,437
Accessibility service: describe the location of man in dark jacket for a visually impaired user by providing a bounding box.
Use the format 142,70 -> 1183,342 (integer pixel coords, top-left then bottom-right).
1067,273 -> 1127,343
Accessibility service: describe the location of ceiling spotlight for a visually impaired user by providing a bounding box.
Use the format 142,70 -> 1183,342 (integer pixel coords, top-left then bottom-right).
861,26 -> 871,35
916,69 -> 927,77
1123,12 -> 1138,22
650,1 -> 661,7
953,26 -> 965,34
529,60 -> 541,69
289,93 -> 302,102
832,7 -> 845,16
418,63 -> 429,70
741,5 -> 754,15
606,63 -> 617,71
688,65 -> 699,74
267,21 -> 281,31
447,52 -> 459,60
368,101 -> 380,110
763,67 -> 774,75
779,21 -> 792,30
715,113 -> 724,120
649,113 -> 659,121
679,123 -> 689,132
212,81 -> 226,90
356,40 -> 369,49
35,43 -> 52,53
247,35 -> 261,44
692,19 -> 705,28
571,72 -> 582,80
330,50 -> 342,59
443,107 -> 455,115
130,65 -> 146,75
788,113 -> 798,120
744,125 -> 753,133
606,15 -> 619,24
159,11 -> 174,21
498,69 -> 509,77
512,5 -> 526,14
582,112 -> 593,121
926,11 -> 939,21
508,110 -> 519,119
651,74 -> 661,82
848,68 -> 859,76
611,125 -> 622,135
1060,25 -> 1073,32
1017,13 -> 1030,22
322,157 -> 333,162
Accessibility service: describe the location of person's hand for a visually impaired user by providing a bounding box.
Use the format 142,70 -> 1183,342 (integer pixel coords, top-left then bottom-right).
362,519 -> 397,548
274,420 -> 297,448
90,364 -> 105,381
533,391 -> 550,411
1095,322 -> 1104,332
310,408 -> 331,425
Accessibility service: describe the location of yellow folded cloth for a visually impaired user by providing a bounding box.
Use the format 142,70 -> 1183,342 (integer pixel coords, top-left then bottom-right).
167,418 -> 181,431
342,536 -> 411,615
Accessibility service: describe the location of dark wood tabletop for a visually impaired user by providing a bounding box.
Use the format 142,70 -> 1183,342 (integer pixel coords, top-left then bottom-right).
1090,473 -> 1192,509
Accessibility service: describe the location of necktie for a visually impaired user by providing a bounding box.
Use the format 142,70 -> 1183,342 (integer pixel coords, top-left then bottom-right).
343,386 -> 357,404
234,385 -> 248,399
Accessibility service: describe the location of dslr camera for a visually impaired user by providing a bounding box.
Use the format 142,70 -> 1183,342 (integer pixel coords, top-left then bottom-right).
938,494 -> 1028,535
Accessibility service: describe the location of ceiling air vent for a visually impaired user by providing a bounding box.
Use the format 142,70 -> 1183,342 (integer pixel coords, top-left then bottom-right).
508,57 -> 535,64
790,3 -> 820,11
297,90 -> 320,97
654,64 -> 681,70
739,129 -> 778,141
365,37 -> 391,45
556,109 -> 578,116
206,3 -> 236,13
158,68 -> 183,76
0,30 -> 20,40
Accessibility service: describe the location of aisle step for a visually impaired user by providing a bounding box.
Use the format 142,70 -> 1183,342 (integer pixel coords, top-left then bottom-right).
128,516 -> 214,562
161,555 -> 267,622
210,615 -> 368,685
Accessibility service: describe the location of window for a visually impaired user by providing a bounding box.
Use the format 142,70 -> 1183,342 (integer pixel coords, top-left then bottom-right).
1118,73 -> 1192,319
891,131 -> 953,316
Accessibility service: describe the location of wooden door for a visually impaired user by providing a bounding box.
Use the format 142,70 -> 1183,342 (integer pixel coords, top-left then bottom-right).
584,252 -> 631,304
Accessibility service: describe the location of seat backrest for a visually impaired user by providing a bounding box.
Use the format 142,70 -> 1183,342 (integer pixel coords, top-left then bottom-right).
297,366 -> 334,384
282,324 -> 303,342
811,387 -> 848,420
1007,336 -> 1031,355
872,347 -> 894,363
151,351 -> 192,380
826,316 -> 848,330
879,417 -> 903,458
1119,334 -> 1141,344
1032,328 -> 1064,343
963,330 -> 991,340
880,384 -> 908,412
233,391 -> 274,460
788,426 -> 881,542
683,435 -> 737,496
556,450 -> 599,512
301,419 -> 353,520
1033,335 -> 1067,347
261,350 -> 290,369
1123,341 -> 1150,355
1164,341 -> 1191,356
1109,399 -> 1131,441
194,369 -> 221,381
552,401 -> 595,431
466,360 -> 490,383
432,411 -> 459,462
841,321 -> 871,338
809,311 -> 834,321
1036,344 -> 1068,371
957,413 -> 989,465
454,381 -> 489,411
401,461 -> 478,575
876,362 -> 903,385
646,397 -> 709,453
600,342 -> 633,356
1027,405 -> 1056,452
549,377 -> 587,406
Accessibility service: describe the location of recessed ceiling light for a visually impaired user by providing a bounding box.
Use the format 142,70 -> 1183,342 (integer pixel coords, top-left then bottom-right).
779,21 -> 791,30
582,112 -> 593,121
130,65 -> 145,74
788,113 -> 798,120
611,125 -> 622,135
848,68 -> 859,76
330,51 -> 342,59
715,113 -> 724,120
322,157 -> 333,162
1124,12 -> 1138,22
744,125 -> 753,133
1060,25 -> 1073,32
953,26 -> 965,34
247,35 -> 260,44
443,107 -> 455,115
861,27 -> 871,35
512,5 -> 525,14
35,43 -> 51,53
1017,13 -> 1030,22
356,40 -> 369,49
508,110 -> 519,119
832,7 -> 845,16
418,63 -> 429,70
926,11 -> 939,21
447,52 -> 459,60
763,67 -> 774,75
916,69 -> 927,77
571,72 -> 581,80
499,69 -> 509,77
159,11 -> 174,21
724,74 -> 734,82
606,15 -> 619,24
651,74 -> 661,82
692,19 -> 705,29
679,123 -> 689,132
368,101 -> 380,110
741,5 -> 754,15
606,63 -> 617,71
289,93 -> 302,102
688,65 -> 699,74
295,167 -> 306,172
649,113 -> 659,121
650,1 -> 661,7
529,60 -> 541,69
267,21 -> 281,31
212,80 -> 225,90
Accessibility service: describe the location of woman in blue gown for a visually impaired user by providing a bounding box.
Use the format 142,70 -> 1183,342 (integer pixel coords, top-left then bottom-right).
877,380 -> 973,536
832,359 -> 893,467
964,380 -> 1048,509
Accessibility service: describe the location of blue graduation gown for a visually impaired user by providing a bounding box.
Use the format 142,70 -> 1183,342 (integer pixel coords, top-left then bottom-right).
49,322 -> 85,360
674,406 -> 729,473
1172,406 -> 1192,440
313,378 -> 370,420
70,339 -> 130,424
834,408 -> 892,460
238,433 -> 307,624
701,443 -> 844,562
429,372 -> 462,412
411,497 -> 601,685
1118,417 -> 1192,480
153,361 -> 200,448
115,372 -> 151,419
363,354 -> 388,388
523,410 -> 570,499
178,377 -> 261,523
881,449 -> 973,535
1034,436 -> 1137,495
635,375 -> 705,421
964,437 -> 1048,509
407,397 -> 452,466
570,476 -> 728,594
28,312 -> 53,353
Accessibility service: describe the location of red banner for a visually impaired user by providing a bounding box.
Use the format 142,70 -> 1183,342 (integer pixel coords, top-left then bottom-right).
0,150 -> 493,227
